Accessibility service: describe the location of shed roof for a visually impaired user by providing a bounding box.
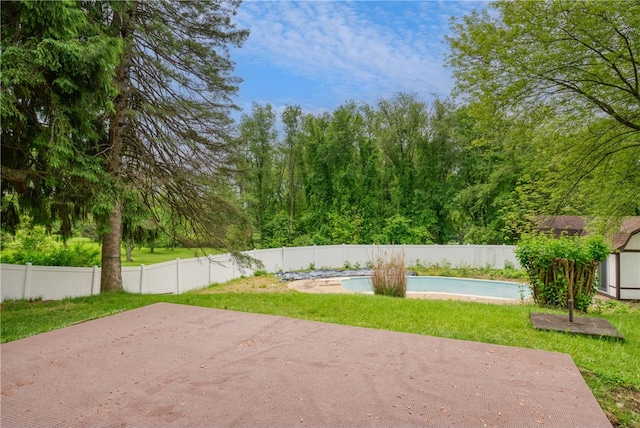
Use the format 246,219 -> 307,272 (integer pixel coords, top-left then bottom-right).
537,216 -> 640,251
538,216 -> 589,237
612,217 -> 640,251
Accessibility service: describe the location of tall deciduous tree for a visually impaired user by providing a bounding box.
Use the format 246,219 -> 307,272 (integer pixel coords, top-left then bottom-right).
447,0 -> 640,219
97,1 -> 248,291
239,102 -> 278,247
414,98 -> 460,243
375,93 -> 427,217
281,105 -> 303,243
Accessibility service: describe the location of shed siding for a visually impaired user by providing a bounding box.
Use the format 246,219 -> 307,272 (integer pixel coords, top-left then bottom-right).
626,232 -> 640,250
604,254 -> 618,297
619,251 -> 640,299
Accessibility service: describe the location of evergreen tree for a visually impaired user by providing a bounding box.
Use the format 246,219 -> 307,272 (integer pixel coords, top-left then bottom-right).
1,0 -> 120,236
97,1 -> 248,291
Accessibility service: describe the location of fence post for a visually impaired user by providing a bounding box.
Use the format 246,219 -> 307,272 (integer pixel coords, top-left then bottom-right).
313,245 -> 317,268
176,258 -> 181,294
91,266 -> 100,296
139,264 -> 145,293
23,262 -> 32,299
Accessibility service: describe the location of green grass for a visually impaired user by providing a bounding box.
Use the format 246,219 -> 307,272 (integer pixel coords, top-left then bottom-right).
120,247 -> 220,266
65,237 -> 219,266
1,283 -> 639,426
412,262 -> 528,281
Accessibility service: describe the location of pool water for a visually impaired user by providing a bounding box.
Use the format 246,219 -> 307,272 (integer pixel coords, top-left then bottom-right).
342,276 -> 531,300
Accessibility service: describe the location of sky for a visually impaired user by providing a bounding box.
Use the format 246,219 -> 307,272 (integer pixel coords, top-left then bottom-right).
231,0 -> 489,119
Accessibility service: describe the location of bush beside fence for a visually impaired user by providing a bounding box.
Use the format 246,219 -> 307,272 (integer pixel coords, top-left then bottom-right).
1,244 -> 518,301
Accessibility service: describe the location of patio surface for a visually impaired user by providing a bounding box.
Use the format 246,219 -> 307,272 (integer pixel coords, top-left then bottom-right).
1,302 -> 611,427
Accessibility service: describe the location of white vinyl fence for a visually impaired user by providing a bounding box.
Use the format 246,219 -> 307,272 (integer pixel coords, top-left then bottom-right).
1,244 -> 518,301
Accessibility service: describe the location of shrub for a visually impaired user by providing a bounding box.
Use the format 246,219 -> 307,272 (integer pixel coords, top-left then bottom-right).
515,234 -> 608,312
372,214 -> 433,245
370,250 -> 407,298
0,226 -> 101,267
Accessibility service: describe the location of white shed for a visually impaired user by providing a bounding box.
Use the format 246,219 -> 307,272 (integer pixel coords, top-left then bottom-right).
599,218 -> 640,300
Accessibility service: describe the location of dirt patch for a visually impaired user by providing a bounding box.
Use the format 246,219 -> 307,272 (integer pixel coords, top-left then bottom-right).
581,369 -> 640,427
193,276 -> 291,294
612,387 -> 640,415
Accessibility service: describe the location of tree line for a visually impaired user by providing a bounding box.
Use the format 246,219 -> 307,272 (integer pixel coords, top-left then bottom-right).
237,86 -> 638,250
239,96 -> 502,248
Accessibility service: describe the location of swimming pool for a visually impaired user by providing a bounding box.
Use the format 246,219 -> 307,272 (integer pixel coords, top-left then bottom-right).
342,276 -> 531,300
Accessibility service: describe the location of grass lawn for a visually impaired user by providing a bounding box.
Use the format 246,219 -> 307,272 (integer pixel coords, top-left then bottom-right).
1,275 -> 639,427
66,237 -> 219,266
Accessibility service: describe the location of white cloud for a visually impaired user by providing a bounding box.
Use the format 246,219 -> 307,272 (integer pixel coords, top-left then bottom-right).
234,1 -> 486,109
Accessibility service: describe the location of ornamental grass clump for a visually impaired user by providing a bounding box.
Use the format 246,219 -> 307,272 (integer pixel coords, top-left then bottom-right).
370,250 -> 407,298
515,234 -> 609,312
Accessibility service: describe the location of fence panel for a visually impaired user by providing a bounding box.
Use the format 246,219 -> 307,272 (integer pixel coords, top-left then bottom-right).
122,268 -> 142,293
283,246 -> 315,271
142,261 -> 178,294
29,266 -> 96,300
314,245 -> 344,269
345,245 -> 378,267
250,248 -> 283,272
179,258 -> 210,293
602,254 -> 618,297
1,264 -> 28,300
207,255 -> 238,284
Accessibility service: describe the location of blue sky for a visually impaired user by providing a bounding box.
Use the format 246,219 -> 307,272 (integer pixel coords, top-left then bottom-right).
231,0 -> 489,118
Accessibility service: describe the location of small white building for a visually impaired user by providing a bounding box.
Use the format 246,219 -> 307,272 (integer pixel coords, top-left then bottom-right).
600,218 -> 640,300
539,216 -> 640,301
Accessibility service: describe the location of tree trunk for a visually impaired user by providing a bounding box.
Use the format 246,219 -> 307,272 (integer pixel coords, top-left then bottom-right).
99,6 -> 134,293
125,237 -> 133,262
101,199 -> 124,292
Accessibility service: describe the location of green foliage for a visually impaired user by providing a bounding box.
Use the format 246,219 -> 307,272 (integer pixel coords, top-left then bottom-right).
239,102 -> 279,247
261,212 -> 291,248
370,251 -> 407,298
253,269 -> 268,277
516,234 -> 609,311
326,211 -> 365,244
241,96 -> 485,247
1,0 -> 121,236
411,262 -> 528,281
447,0 -> 640,221
372,214 -> 433,245
1,225 -> 100,267
448,0 -> 639,134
